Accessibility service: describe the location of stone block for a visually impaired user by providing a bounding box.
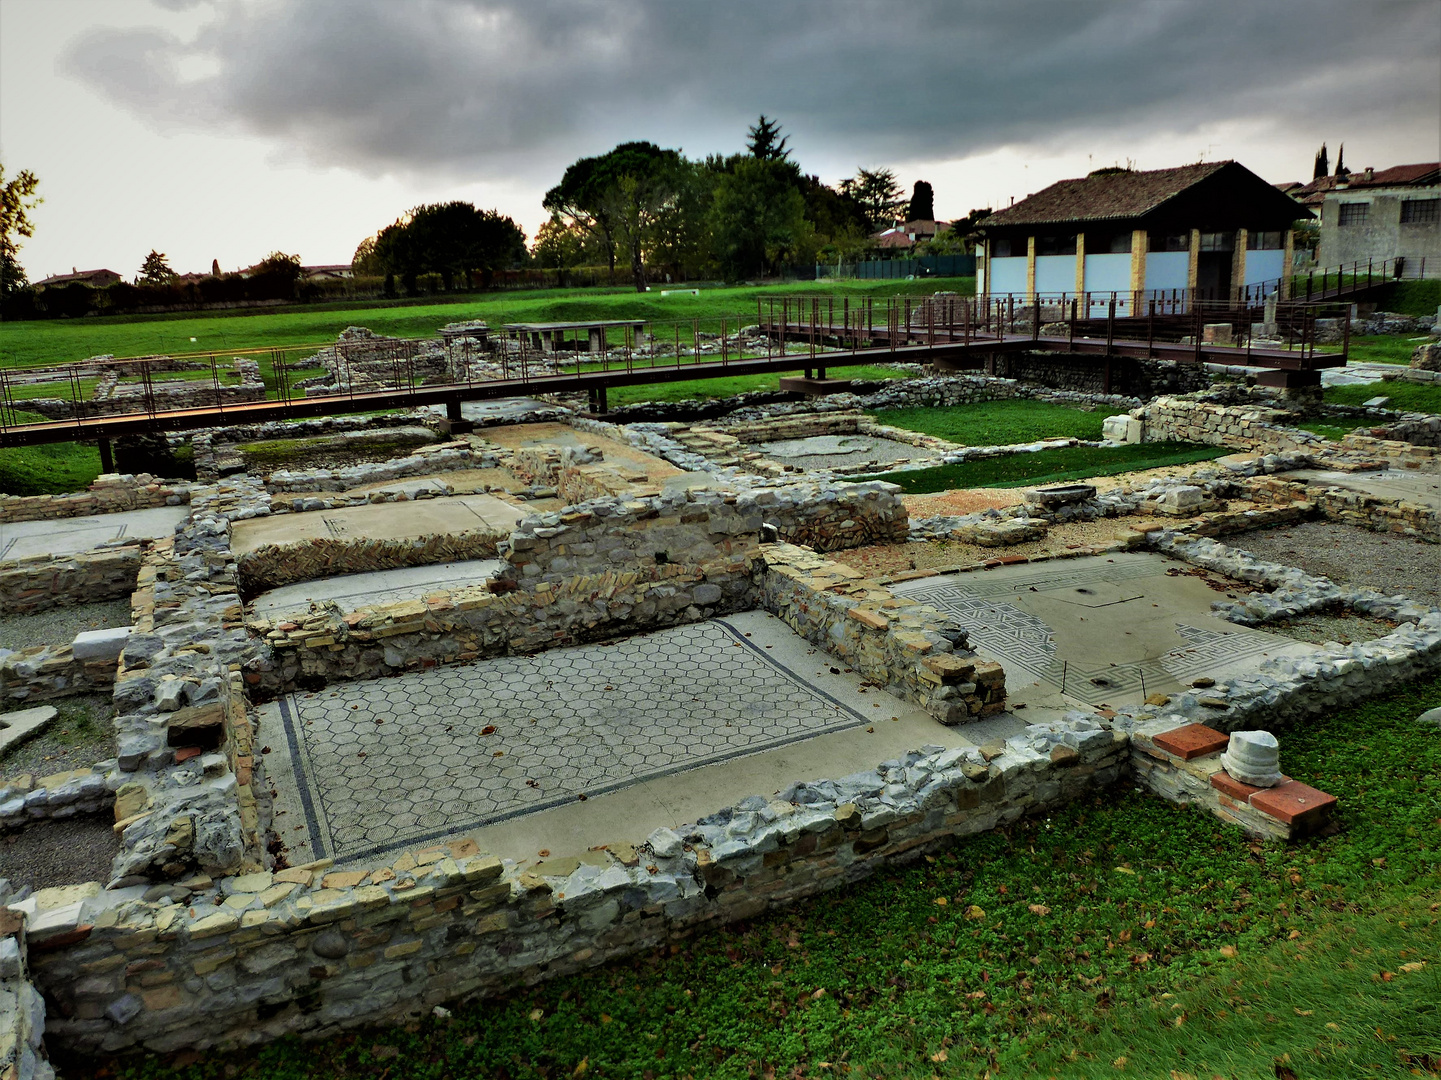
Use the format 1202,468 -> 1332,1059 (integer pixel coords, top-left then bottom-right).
0,706 -> 57,757
71,626 -> 134,662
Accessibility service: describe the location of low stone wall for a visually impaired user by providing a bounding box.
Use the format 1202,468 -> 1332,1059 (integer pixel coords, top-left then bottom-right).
1340,412 -> 1441,449
1,907 -> 54,1080
991,353 -> 1209,398
0,645 -> 119,705
758,544 -> 1004,724
237,529 -> 509,597
0,547 -> 143,617
105,496 -> 265,887
18,712 -> 1121,1057
1140,397 -> 1324,454
0,476 -> 189,525
89,361 -> 265,416
0,765 -> 113,833
264,445 -> 503,494
1239,474 -> 1440,543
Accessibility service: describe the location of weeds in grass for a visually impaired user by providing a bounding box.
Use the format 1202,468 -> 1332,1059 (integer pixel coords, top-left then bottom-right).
1324,380 -> 1441,413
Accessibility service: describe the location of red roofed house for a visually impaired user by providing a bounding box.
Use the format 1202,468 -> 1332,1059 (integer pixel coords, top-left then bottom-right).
978,161 -> 1310,310
33,267 -> 123,289
871,220 -> 950,251
1315,163 -> 1440,277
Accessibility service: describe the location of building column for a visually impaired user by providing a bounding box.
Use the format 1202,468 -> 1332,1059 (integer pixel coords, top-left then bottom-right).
1074,232 -> 1086,296
1130,229 -> 1148,306
1026,236 -> 1036,300
1281,230 -> 1294,299
1187,229 -> 1201,292
1233,229 -> 1248,302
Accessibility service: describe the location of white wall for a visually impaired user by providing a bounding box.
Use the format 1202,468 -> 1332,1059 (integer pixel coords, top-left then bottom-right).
1145,250 -> 1190,293
1244,249 -> 1285,287
1034,254 -> 1075,295
1082,253 -> 1132,294
988,256 -> 1027,295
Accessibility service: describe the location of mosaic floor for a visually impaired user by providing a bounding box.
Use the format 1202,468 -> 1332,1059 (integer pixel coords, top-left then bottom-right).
262,615 -> 875,862
892,553 -> 1315,706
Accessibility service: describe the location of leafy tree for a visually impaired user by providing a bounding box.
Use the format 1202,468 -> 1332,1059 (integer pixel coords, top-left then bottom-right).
710,157 -> 811,280
352,235 -> 382,276
545,143 -> 689,291
0,163 -> 41,300
532,214 -> 587,270
368,204 -> 525,292
746,115 -> 791,162
840,168 -> 905,232
139,249 -> 175,285
906,180 -> 935,222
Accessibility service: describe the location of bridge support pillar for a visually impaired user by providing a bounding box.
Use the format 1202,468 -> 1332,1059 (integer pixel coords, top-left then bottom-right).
97,437 -> 114,474
438,400 -> 474,435
1255,368 -> 1321,389
778,377 -> 852,397
588,387 -> 608,413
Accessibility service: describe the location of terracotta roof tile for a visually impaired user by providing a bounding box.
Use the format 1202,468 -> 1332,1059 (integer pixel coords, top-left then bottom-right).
984,162 -> 1234,227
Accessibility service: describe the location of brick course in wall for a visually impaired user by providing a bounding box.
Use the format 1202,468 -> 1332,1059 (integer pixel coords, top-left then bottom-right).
0,546 -> 143,618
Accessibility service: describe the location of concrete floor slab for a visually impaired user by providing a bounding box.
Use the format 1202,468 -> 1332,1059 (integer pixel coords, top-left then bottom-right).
753,434 -> 937,472
229,493 -> 525,556
249,559 -> 504,620
1283,469 -> 1441,512
260,610 -> 976,868
892,552 -> 1317,710
480,422 -> 684,486
0,505 -> 189,562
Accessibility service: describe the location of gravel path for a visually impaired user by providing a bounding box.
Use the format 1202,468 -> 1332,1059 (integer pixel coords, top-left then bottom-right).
1229,521 -> 1441,608
0,598 -> 132,652
0,815 -> 116,891
1,693 -> 115,777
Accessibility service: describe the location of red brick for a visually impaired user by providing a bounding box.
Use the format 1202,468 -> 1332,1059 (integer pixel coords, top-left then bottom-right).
173,746 -> 203,763
1210,771 -> 1266,801
1153,723 -> 1230,761
1249,780 -> 1337,833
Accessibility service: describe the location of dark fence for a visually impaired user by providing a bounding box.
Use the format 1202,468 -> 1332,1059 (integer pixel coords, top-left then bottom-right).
810,255 -> 977,281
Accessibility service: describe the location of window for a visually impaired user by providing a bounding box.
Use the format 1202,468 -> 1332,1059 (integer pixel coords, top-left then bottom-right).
1400,199 -> 1440,225
1199,231 -> 1235,252
1338,202 -> 1370,227
1090,232 -> 1133,254
993,237 -> 1016,258
1148,232 -> 1190,252
1036,234 -> 1077,256
1246,231 -> 1284,250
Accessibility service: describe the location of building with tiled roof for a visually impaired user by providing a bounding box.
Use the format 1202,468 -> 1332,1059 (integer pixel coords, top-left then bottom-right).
978,161 -> 1310,306
33,268 -> 123,289
1315,163 -> 1440,276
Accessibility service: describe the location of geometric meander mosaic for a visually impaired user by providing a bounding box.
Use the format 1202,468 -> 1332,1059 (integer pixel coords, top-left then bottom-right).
277,619 -> 868,862
900,569 -> 1289,706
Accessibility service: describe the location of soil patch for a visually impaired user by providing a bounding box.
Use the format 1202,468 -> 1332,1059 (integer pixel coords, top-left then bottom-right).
1,815 -> 118,891
0,598 -> 132,652
1230,520 -> 1441,608
0,692 -> 116,778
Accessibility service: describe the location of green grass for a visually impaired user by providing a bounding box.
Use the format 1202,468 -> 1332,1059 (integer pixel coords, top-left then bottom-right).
607,364 -> 909,407
0,279 -> 976,369
1323,334 -> 1433,366
109,675 -> 1441,1080
1297,420 -> 1358,442
0,409 -> 102,494
874,401 -> 1107,445
1324,380 -> 1441,413
862,442 -> 1229,493
1383,279 -> 1441,316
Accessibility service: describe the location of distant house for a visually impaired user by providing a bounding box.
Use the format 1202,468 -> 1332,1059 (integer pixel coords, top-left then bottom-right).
871,219 -> 950,251
978,161 -> 1310,307
302,264 -> 355,280
1314,163 -> 1440,277
33,267 -> 123,289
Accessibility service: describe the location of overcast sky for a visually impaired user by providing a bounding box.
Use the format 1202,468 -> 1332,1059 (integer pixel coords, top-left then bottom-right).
3,0 -> 1438,280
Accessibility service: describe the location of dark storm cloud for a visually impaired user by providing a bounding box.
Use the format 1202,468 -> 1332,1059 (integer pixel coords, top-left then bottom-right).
64,0 -> 1441,179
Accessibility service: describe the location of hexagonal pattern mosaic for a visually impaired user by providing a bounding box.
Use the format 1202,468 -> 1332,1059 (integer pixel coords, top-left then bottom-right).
277,618 -> 867,861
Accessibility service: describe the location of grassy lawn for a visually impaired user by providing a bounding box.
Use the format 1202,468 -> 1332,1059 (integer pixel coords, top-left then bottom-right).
110,675 -> 1441,1080
1320,334 -> 1432,366
874,401 -> 1107,445
862,442 -> 1228,493
0,409 -> 102,494
1324,381 -> 1441,413
607,364 -> 908,408
1296,420 -> 1358,442
0,279 -> 975,369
